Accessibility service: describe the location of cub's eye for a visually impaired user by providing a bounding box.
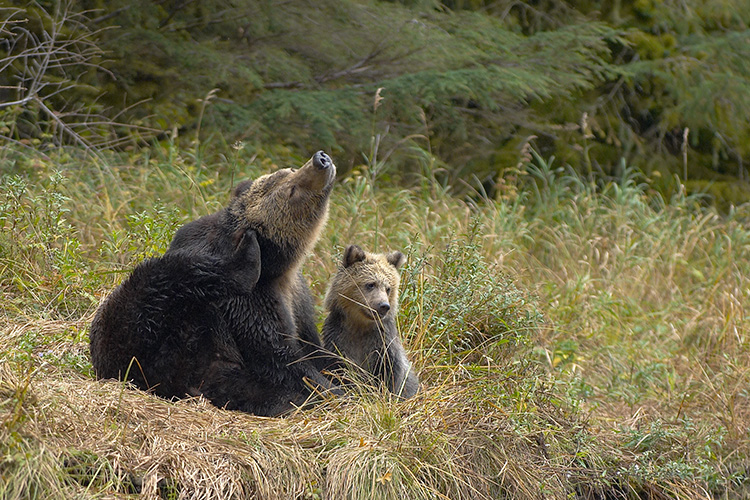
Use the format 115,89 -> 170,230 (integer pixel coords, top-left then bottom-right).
365,282 -> 376,291
289,185 -> 296,198
386,287 -> 391,295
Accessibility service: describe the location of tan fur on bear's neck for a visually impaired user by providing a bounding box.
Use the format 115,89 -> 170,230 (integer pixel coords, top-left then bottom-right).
228,157 -> 335,285
230,172 -> 330,251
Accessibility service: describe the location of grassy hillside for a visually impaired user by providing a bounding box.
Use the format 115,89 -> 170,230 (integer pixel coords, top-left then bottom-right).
1,140 -> 749,498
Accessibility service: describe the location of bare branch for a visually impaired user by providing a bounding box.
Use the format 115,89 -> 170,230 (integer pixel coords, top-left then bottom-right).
0,1 -> 155,153
34,96 -> 95,152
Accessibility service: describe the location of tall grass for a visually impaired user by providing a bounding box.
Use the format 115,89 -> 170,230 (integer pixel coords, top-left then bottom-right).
1,143 -> 748,498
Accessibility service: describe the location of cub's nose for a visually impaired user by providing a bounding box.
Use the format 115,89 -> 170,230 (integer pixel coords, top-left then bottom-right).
377,302 -> 391,317
313,150 -> 331,170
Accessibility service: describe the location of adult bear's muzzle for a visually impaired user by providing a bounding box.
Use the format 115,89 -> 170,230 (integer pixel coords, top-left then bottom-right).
313,150 -> 332,170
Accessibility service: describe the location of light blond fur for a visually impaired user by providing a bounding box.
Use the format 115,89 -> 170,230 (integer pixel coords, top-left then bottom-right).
322,245 -> 419,398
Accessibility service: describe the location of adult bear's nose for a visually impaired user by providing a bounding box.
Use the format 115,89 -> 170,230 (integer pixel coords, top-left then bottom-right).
313,150 -> 331,169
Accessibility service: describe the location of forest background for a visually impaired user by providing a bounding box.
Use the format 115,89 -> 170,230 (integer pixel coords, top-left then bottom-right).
2,0 -> 750,201
1,1 -> 750,499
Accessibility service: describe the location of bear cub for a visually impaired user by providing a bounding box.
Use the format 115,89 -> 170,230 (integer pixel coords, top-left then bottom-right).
322,244 -> 419,399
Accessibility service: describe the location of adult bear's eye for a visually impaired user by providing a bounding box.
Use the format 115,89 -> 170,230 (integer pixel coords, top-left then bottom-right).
365,282 -> 376,291
386,287 -> 391,295
289,185 -> 296,198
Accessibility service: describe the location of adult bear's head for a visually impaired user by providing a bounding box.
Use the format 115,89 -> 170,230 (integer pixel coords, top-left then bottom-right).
229,150 -> 336,281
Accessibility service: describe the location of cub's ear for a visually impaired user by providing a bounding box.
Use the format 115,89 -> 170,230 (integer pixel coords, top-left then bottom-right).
386,251 -> 406,269
342,245 -> 366,268
233,179 -> 254,197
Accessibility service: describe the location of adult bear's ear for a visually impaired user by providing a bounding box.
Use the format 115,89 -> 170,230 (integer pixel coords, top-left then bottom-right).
386,251 -> 406,269
233,179 -> 254,197
342,245 -> 366,268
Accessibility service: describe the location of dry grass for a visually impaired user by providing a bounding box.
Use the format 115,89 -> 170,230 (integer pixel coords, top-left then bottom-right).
0,318 -> 712,499
0,325 -> 526,499
1,145 -> 749,498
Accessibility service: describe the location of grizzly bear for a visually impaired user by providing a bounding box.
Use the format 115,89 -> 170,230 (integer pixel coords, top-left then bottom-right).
322,244 -> 420,399
89,151 -> 338,416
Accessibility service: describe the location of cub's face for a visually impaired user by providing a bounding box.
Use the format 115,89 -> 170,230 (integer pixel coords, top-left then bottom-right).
326,245 -> 406,325
229,151 -> 336,276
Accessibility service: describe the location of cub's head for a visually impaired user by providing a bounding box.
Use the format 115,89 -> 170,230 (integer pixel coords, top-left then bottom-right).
229,151 -> 336,277
325,245 -> 406,325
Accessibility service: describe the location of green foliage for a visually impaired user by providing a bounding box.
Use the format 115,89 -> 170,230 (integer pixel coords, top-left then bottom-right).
243,89 -> 366,153
3,0 -> 750,195
0,169 -> 92,317
1,323 -> 91,376
400,228 -> 542,367
621,28 -> 750,173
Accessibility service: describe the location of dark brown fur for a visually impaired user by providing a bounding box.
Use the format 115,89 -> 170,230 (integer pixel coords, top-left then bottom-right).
90,151 -> 338,416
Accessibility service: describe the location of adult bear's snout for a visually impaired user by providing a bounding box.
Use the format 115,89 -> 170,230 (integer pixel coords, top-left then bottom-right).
313,150 -> 331,170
